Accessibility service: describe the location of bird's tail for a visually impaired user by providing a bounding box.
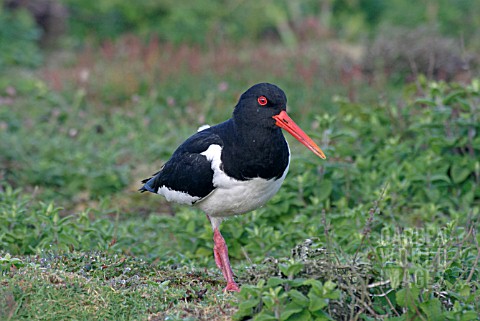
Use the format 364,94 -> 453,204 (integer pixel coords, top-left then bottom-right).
138,177 -> 155,193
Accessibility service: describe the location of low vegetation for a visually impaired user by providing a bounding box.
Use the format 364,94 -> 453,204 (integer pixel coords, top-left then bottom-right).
1,1 -> 479,320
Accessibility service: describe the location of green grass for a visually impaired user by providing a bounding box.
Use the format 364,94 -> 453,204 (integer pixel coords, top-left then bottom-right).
0,252 -> 238,320
1,39 -> 479,320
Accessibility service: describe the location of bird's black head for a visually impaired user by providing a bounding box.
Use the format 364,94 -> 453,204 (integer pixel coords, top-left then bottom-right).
232,83 -> 327,159
233,83 -> 287,129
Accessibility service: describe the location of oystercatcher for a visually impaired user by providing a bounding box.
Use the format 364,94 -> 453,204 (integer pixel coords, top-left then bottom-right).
140,83 -> 326,292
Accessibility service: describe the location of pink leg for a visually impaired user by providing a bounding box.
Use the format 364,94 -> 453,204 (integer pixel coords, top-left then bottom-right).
213,228 -> 240,292
213,242 -> 226,279
206,216 -> 226,275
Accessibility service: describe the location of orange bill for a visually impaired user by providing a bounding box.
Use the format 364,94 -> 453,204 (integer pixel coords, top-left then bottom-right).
273,110 -> 326,159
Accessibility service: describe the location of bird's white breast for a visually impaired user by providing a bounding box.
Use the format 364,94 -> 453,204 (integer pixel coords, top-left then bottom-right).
196,144 -> 289,218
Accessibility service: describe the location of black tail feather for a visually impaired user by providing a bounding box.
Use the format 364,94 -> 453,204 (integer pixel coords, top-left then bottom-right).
139,176 -> 151,192
139,176 -> 156,193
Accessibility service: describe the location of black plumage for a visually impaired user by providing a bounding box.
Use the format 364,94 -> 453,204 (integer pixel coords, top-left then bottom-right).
140,83 -> 290,200
138,83 -> 326,292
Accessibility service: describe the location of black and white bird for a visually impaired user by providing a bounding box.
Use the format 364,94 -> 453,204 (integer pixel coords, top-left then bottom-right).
140,83 -> 326,292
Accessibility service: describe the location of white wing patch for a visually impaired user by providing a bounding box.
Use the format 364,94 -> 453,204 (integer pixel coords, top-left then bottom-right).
157,186 -> 201,205
200,144 -> 227,185
197,124 -> 211,132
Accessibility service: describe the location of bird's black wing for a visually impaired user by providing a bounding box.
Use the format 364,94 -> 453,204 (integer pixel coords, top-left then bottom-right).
139,128 -> 223,201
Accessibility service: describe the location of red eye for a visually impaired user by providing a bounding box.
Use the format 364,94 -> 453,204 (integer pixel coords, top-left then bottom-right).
257,96 -> 268,106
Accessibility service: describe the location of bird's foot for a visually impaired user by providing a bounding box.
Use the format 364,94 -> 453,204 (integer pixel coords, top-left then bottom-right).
224,281 -> 240,292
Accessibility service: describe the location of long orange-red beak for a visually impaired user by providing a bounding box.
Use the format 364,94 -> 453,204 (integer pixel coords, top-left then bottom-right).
273,110 -> 326,159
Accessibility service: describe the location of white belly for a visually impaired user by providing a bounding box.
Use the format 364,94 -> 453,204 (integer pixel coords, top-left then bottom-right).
196,174 -> 286,216
197,144 -> 289,217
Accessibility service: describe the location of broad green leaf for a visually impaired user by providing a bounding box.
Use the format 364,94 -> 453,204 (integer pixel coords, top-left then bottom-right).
195,247 -> 212,257
238,298 -> 260,312
316,180 -> 333,202
289,278 -> 306,288
288,289 -> 309,307
286,309 -> 312,321
303,279 -> 323,292
323,280 -> 337,294
460,311 -> 480,321
253,312 -> 278,321
430,174 -> 451,184
279,262 -> 304,278
450,163 -> 471,184
442,90 -> 465,105
458,284 -> 472,298
396,286 -> 420,309
262,295 -> 275,309
280,302 -> 304,321
385,267 -> 403,289
311,309 -> 334,321
267,277 -> 285,287
308,292 -> 328,312
419,298 -> 443,321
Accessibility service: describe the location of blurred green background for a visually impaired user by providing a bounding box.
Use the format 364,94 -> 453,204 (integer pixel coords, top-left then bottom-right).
1,0 -> 478,214
0,1 -> 479,320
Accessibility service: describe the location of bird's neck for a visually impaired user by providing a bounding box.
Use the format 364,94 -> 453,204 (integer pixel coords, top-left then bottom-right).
220,120 -> 289,180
